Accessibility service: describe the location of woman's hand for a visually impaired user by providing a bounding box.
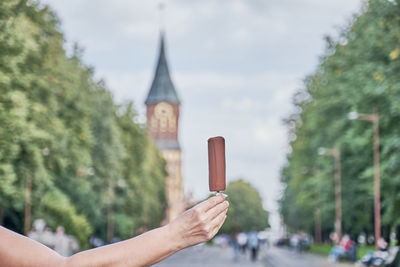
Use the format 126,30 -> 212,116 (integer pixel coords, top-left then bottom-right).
167,194 -> 229,249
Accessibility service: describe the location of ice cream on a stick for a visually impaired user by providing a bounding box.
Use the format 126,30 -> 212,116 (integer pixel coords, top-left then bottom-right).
208,136 -> 226,192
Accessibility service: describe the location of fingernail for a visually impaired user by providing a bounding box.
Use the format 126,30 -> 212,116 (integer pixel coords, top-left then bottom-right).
216,193 -> 228,198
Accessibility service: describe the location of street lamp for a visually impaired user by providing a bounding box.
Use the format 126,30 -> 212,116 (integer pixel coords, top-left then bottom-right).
318,146 -> 342,242
348,108 -> 381,248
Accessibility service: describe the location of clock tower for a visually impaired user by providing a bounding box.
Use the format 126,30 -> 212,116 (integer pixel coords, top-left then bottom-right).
145,33 -> 184,222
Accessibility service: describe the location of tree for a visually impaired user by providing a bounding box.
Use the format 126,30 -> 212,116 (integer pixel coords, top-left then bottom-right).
221,180 -> 269,233
280,0 -> 400,241
0,0 -> 168,248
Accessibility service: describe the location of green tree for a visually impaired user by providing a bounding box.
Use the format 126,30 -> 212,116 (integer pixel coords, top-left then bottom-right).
281,0 -> 400,241
0,0 -> 168,248
221,180 -> 269,233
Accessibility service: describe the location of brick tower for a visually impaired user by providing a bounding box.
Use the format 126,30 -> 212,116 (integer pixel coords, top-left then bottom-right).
145,33 -> 184,222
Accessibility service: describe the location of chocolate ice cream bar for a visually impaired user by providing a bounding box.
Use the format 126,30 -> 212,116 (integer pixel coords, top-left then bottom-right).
208,136 -> 226,192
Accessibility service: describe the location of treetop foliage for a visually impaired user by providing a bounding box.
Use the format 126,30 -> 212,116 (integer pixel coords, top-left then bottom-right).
0,0 -> 167,248
280,0 -> 400,241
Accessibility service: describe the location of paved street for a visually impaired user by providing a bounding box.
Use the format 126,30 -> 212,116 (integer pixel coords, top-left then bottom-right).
153,245 -> 265,267
263,247 -> 354,267
152,245 -> 355,267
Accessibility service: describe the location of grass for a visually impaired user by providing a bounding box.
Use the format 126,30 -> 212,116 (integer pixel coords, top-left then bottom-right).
309,244 -> 375,260
309,244 -> 333,256
357,245 -> 375,259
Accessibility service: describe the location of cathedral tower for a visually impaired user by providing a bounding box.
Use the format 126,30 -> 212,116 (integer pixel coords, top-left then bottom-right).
145,33 -> 184,222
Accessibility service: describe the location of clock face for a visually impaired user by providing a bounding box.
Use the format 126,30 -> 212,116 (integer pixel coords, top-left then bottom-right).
152,102 -> 176,133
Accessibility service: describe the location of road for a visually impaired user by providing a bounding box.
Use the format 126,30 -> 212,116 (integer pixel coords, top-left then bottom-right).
153,245 -> 264,267
264,247 -> 355,267
152,245 -> 355,267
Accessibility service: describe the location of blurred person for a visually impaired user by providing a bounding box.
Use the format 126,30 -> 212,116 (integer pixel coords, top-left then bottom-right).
231,231 -> 239,262
0,194 -> 228,267
368,235 -> 375,245
257,231 -> 269,249
27,219 -> 46,243
69,236 -> 80,255
328,234 -> 352,263
27,227 -> 39,243
299,233 -> 310,252
358,233 -> 367,246
237,232 -> 248,253
54,226 -> 71,257
89,236 -> 104,248
42,227 -> 55,249
27,219 -> 54,248
360,237 -> 389,267
248,231 -> 259,261
221,234 -> 230,248
377,237 -> 388,250
290,233 -> 300,252
330,232 -> 339,244
213,233 -> 230,248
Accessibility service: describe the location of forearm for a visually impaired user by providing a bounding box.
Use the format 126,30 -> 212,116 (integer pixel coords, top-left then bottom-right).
66,224 -> 181,267
0,226 -> 64,267
0,195 -> 227,267
1,225 -> 180,267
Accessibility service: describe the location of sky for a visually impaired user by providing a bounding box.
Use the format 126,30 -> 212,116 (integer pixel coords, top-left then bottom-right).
41,0 -> 362,230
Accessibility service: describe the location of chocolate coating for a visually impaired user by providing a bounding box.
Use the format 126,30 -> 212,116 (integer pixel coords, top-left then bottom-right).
208,136 -> 226,192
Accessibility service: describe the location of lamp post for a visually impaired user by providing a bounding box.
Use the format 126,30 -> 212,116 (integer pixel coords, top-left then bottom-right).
348,108 -> 381,248
318,146 -> 342,242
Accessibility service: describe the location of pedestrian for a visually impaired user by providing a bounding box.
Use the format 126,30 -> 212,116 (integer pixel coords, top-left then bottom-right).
54,226 -> 71,257
290,234 -> 300,252
42,227 -> 55,249
248,231 -> 259,261
231,231 -> 239,262
0,194 -> 229,267
328,234 -> 352,263
360,237 -> 389,267
27,219 -> 55,248
299,233 -> 310,252
237,232 -> 248,254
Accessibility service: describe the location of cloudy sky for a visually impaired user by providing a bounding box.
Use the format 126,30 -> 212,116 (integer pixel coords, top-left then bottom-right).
41,0 -> 362,229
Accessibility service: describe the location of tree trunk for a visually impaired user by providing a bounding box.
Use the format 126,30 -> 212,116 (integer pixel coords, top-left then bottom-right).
24,173 -> 32,235
107,204 -> 114,243
0,206 -> 4,225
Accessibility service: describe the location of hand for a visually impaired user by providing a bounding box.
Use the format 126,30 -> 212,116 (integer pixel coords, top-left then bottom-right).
168,194 -> 229,249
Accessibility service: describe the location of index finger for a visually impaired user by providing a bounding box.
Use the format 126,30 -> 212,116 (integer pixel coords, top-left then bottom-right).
196,194 -> 226,213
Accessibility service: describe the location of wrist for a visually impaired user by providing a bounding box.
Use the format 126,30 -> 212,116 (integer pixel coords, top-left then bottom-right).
163,223 -> 185,252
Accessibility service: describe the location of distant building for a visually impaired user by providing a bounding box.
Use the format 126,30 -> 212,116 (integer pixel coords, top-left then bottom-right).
145,32 -> 184,222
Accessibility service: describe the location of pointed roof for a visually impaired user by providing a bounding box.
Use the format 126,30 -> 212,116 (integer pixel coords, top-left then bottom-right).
145,33 -> 180,104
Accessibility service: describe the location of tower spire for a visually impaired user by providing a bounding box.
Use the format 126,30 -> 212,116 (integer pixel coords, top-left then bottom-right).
158,2 -> 165,34
145,10 -> 180,105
